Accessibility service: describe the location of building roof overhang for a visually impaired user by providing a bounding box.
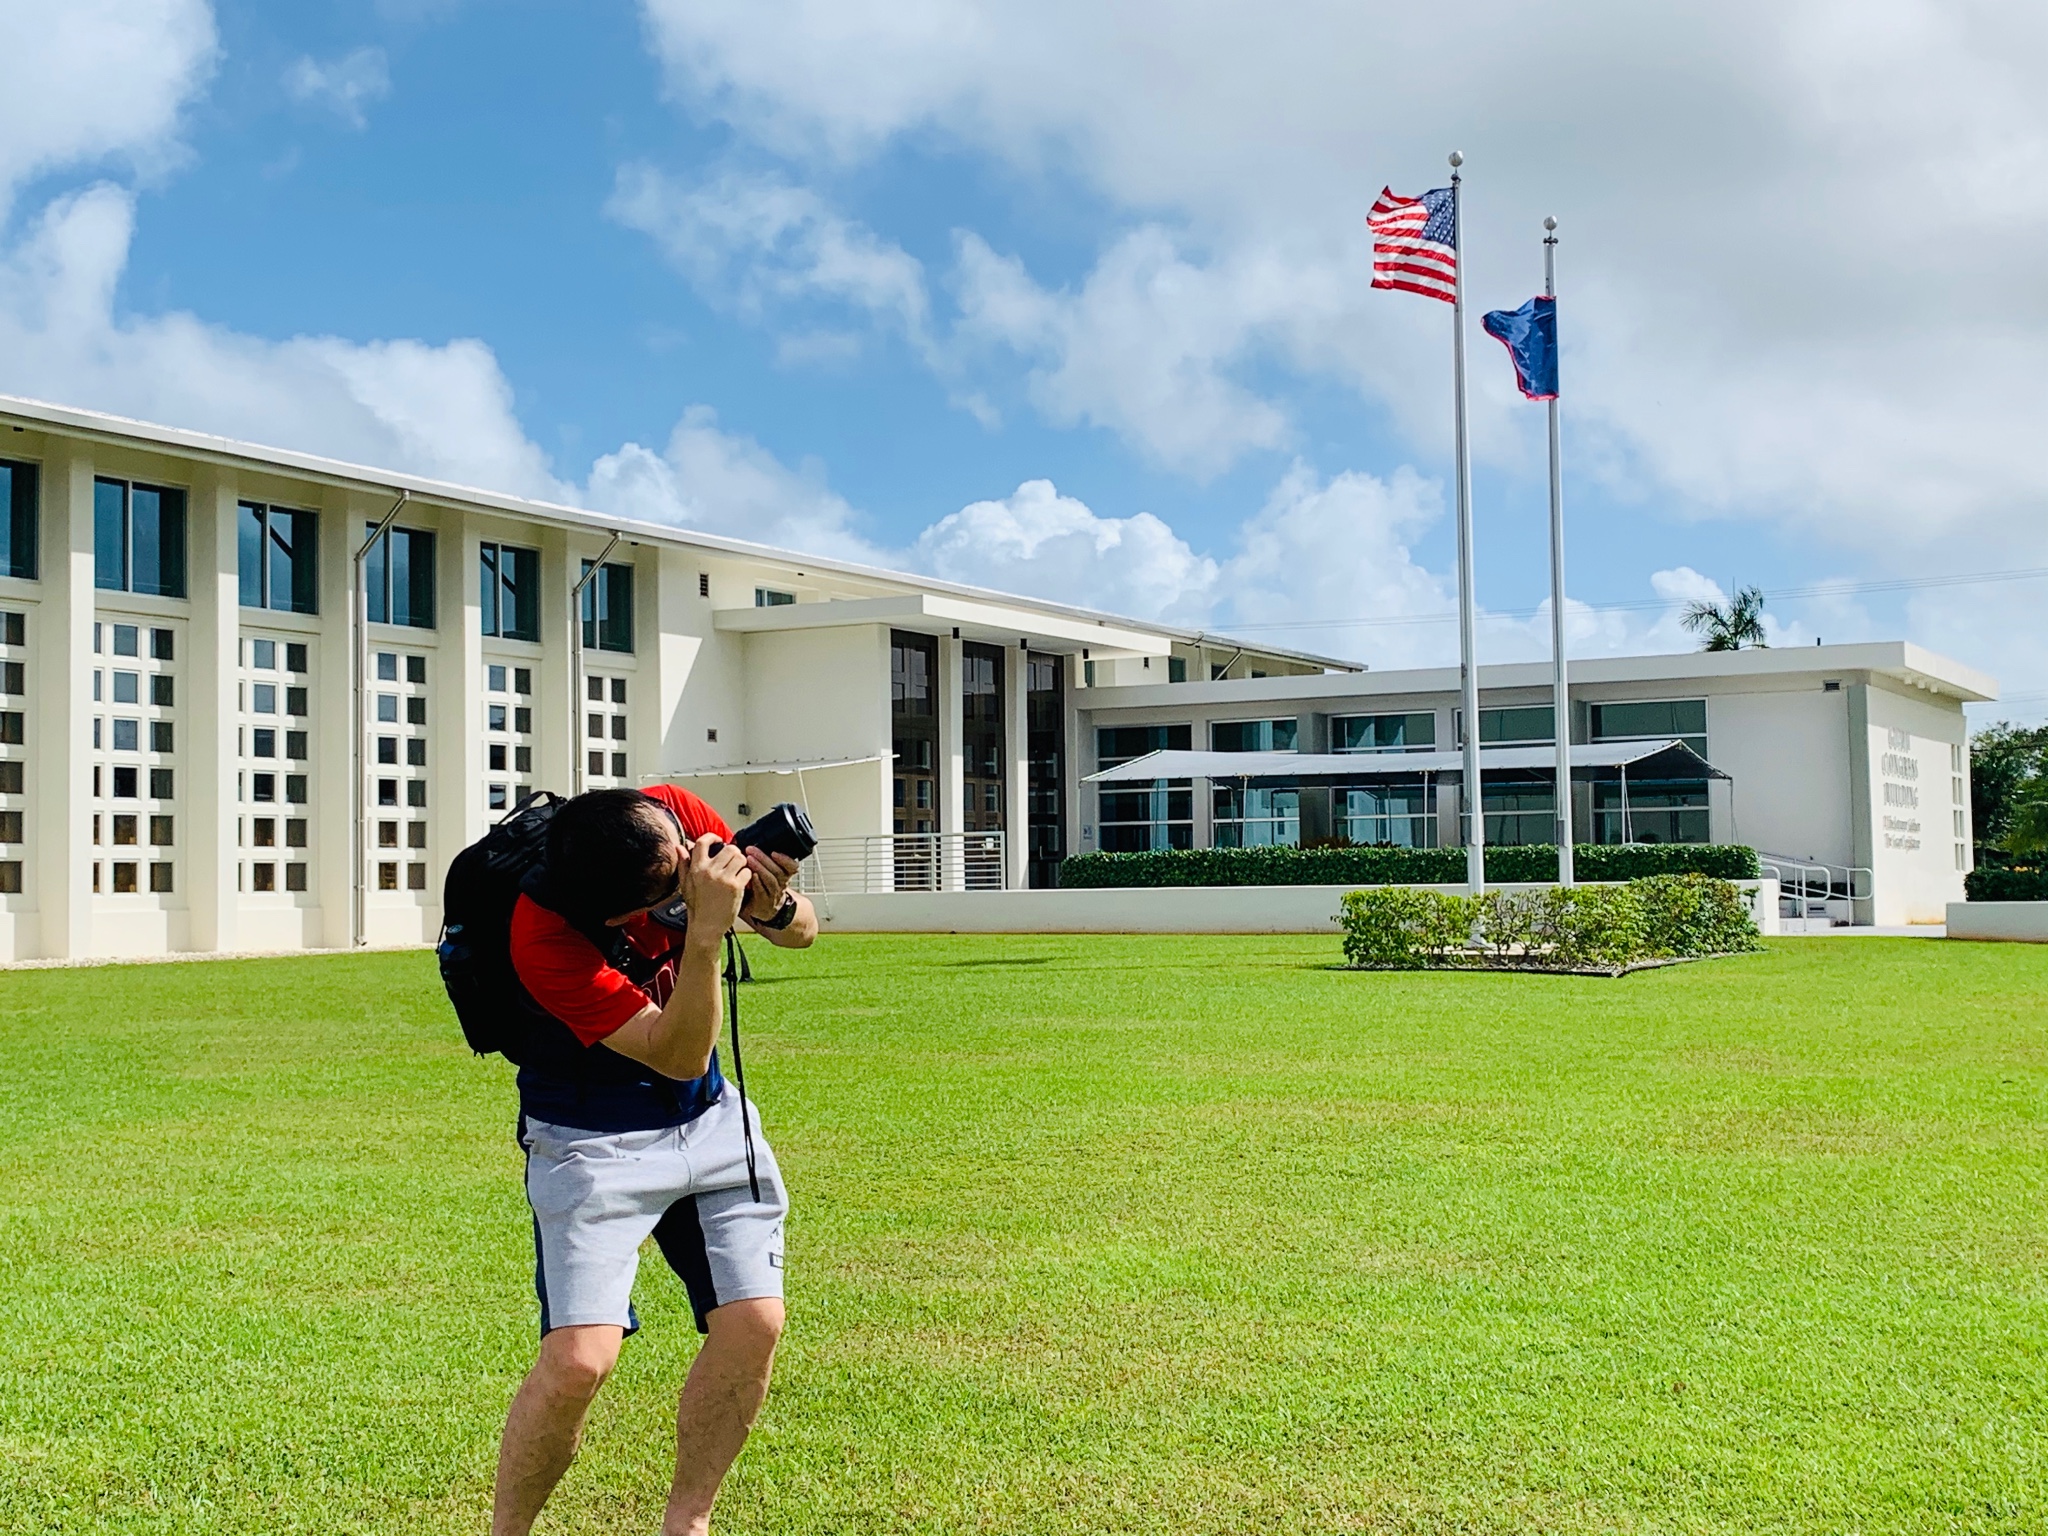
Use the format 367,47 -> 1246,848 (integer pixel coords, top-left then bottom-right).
714,592 -> 1170,656
1084,740 -> 1729,783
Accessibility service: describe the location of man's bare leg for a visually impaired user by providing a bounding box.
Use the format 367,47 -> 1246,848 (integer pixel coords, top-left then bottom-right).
661,1298 -> 785,1536
492,1324 -> 625,1536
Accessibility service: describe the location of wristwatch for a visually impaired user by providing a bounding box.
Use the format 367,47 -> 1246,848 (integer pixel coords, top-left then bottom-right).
755,892 -> 799,930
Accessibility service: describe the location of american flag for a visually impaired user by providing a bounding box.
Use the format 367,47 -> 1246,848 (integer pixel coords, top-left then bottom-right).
1368,186 -> 1457,303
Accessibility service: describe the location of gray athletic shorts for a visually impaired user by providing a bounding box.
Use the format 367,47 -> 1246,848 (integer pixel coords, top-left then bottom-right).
519,1088 -> 786,1336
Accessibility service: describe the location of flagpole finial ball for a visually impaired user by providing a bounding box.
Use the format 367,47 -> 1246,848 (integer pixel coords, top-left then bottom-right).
1448,150 -> 1464,168
1543,215 -> 1558,231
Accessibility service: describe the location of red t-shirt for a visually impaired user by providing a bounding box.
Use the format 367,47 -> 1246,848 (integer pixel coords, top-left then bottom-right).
509,785 -> 731,1047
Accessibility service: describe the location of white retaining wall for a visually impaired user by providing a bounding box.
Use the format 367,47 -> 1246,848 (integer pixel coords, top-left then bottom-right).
813,879 -> 1781,937
1946,902 -> 2048,943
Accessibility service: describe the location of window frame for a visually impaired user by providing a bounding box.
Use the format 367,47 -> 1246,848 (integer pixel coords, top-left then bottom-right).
94,477 -> 188,598
364,523 -> 437,629
480,540 -> 542,641
238,502 -> 320,615
0,458 -> 38,581
580,559 -> 634,653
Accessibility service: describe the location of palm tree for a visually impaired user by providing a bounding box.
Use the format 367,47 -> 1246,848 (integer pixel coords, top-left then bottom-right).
1681,585 -> 1769,651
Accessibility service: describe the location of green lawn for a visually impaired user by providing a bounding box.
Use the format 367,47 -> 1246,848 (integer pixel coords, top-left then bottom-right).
1,936 -> 2044,1534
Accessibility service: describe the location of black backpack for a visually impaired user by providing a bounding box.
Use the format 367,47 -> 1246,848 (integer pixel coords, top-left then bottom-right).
437,791 -> 566,1060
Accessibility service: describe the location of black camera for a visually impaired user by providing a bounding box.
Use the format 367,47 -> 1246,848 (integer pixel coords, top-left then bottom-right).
650,802 -> 817,930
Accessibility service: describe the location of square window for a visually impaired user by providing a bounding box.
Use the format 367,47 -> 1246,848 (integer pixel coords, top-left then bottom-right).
150,721 -> 173,753
151,629 -> 174,661
113,624 -> 139,656
253,683 -> 277,713
252,773 -> 275,802
611,752 -> 627,779
489,782 -> 508,811
286,642 -> 308,673
114,671 -> 140,703
113,861 -> 138,893
149,815 -> 174,846
378,778 -> 397,806
588,712 -> 603,739
0,761 -> 22,792
406,780 -> 426,808
113,718 -> 139,751
610,678 -> 627,704
514,667 -> 531,694
2,612 -> 23,647
376,652 -> 398,681
378,820 -> 398,847
407,862 -> 427,891
407,822 -> 427,849
149,861 -> 174,894
113,766 -> 138,798
611,715 -> 628,741
285,818 -> 307,848
378,861 -> 398,890
253,728 -> 277,758
406,739 -> 426,767
488,664 -> 507,692
514,745 -> 532,773
113,814 -> 138,845
588,676 -> 603,701
286,686 -> 307,715
489,743 -> 506,771
252,638 -> 275,669
253,818 -> 276,847
285,774 -> 307,804
588,750 -> 605,777
514,706 -> 532,733
0,810 -> 19,842
252,863 -> 276,892
151,674 -> 174,707
286,731 -> 307,759
489,704 -> 507,731
149,768 -> 174,798
377,737 -> 397,764
0,861 -> 20,894
377,694 -> 398,722
285,862 -> 307,891
0,661 -> 20,695
0,711 -> 21,745
406,655 -> 426,684
406,696 -> 427,725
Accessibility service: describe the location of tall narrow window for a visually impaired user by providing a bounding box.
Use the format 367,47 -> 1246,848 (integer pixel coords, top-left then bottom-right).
480,541 -> 541,641
580,560 -> 633,652
95,479 -> 187,598
365,524 -> 436,628
239,504 -> 319,613
0,459 -> 37,580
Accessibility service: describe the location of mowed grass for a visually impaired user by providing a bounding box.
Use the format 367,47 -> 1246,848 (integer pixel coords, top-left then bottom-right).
1,936 -> 2044,1534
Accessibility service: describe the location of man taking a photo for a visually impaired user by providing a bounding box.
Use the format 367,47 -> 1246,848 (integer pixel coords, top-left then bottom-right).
490,784 -> 816,1536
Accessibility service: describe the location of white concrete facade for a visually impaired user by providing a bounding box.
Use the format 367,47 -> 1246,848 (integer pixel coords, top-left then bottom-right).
0,395 -> 1994,959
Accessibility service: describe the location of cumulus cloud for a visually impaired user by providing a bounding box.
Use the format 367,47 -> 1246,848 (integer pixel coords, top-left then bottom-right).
283,47 -> 392,131
0,0 -> 215,215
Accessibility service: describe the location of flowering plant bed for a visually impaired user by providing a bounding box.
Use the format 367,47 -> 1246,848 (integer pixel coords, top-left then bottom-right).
1339,875 -> 1762,973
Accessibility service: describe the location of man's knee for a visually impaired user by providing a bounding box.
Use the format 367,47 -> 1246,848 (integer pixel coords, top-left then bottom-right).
706,1297 -> 784,1354
534,1324 -> 624,1401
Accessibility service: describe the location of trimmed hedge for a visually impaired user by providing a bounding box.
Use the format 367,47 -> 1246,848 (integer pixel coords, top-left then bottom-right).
1059,842 -> 1760,888
1339,875 -> 1762,972
1963,866 -> 2048,901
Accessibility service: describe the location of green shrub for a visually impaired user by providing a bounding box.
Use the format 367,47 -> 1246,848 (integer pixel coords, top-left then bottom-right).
1061,843 -> 1759,888
1964,866 -> 2048,901
1338,876 -> 1758,971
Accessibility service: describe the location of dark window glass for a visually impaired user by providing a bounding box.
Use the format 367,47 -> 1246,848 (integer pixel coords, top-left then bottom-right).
242,504 -> 319,613
149,862 -> 174,893
150,721 -> 173,753
149,768 -> 174,798
112,624 -> 138,656
0,861 -> 19,894
150,815 -> 174,845
0,810 -> 21,842
1333,712 -> 1436,752
238,503 -> 264,607
112,862 -> 138,893
0,711 -> 20,745
286,686 -> 307,715
580,560 -> 634,652
1473,706 -> 1554,746
286,819 -> 307,847
0,762 -> 22,793
366,524 -> 435,628
406,654 -> 426,685
610,677 -> 626,704
0,459 -> 40,580
285,775 -> 307,804
481,542 -> 542,641
406,696 -> 426,725
151,675 -> 174,706
2,611 -> 21,645
514,745 -> 531,772
130,485 -> 186,598
252,773 -> 275,802
94,479 -> 127,591
286,731 -> 308,759
1096,724 -> 1193,770
253,728 -> 276,758
376,652 -> 397,681
514,707 -> 531,733
1210,719 -> 1298,753
406,739 -> 426,766
514,667 -> 531,694
377,737 -> 396,764
406,780 -> 427,808
112,719 -> 138,751
113,765 -> 138,797
286,863 -> 308,892
286,642 -> 308,673
152,628 -> 172,661
611,752 -> 627,779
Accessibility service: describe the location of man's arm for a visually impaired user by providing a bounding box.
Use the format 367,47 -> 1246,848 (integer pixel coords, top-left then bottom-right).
602,839 -> 751,1080
739,849 -> 818,948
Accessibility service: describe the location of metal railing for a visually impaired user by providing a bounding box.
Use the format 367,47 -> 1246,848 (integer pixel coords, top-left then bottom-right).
1759,854 -> 1874,928
796,832 -> 1008,894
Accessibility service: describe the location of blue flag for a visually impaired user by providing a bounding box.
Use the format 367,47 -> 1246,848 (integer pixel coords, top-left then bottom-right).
1481,295 -> 1558,401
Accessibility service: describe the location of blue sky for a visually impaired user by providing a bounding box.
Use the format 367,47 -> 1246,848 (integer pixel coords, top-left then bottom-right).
3,1 -> 2044,714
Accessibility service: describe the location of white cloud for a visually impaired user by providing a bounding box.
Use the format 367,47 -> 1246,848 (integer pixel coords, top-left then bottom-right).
0,185 -> 564,498
0,0 -> 215,216
283,47 -> 392,131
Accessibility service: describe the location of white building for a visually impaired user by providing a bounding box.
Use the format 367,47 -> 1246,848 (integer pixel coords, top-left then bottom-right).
0,395 -> 1992,961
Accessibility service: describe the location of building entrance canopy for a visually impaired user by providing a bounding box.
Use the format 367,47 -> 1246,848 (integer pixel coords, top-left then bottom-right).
1083,739 -> 1728,784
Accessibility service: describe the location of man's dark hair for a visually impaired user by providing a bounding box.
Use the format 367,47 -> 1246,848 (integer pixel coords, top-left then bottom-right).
545,789 -> 678,919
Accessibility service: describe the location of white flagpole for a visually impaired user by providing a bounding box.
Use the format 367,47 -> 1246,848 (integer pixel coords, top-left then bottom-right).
1449,150 -> 1485,894
1544,216 -> 1572,885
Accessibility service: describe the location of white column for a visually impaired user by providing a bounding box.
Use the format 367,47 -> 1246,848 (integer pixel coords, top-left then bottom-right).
314,487 -> 359,949
185,466 -> 239,954
939,634 -> 963,889
537,525 -> 575,796
1004,643 -> 1028,888
33,442 -> 94,958
437,507 -> 483,864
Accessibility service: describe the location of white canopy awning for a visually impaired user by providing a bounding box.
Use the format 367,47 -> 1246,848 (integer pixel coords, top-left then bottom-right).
1083,739 -> 1726,784
650,754 -> 888,780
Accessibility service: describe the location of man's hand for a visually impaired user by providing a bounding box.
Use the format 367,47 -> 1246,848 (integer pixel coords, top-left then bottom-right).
683,836 -> 751,937
740,850 -> 797,923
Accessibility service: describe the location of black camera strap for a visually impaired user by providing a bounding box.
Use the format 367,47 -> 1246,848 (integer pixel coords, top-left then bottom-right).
722,930 -> 762,1204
